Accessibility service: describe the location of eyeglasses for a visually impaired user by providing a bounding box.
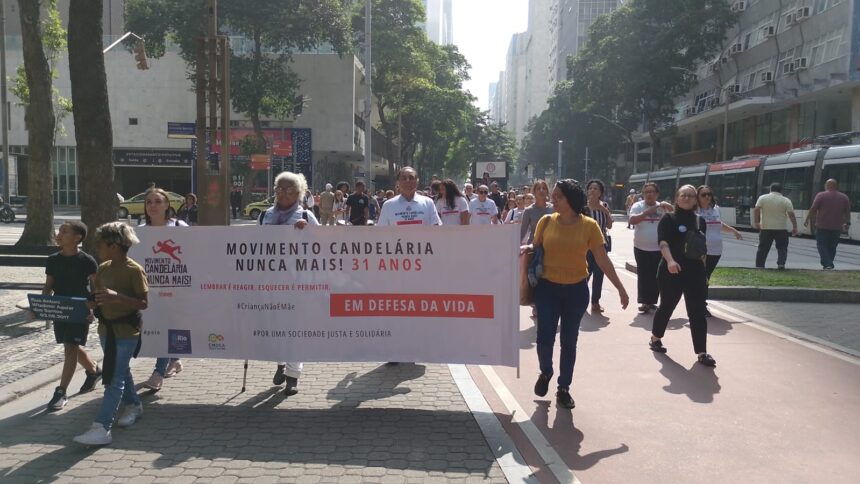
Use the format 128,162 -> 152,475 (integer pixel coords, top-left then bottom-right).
699,192 -> 713,197
678,193 -> 697,199
478,190 -> 489,194
274,186 -> 298,194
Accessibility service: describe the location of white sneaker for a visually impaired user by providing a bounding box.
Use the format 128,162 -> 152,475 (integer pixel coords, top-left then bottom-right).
165,359 -> 183,378
143,371 -> 163,391
73,422 -> 112,445
116,402 -> 143,428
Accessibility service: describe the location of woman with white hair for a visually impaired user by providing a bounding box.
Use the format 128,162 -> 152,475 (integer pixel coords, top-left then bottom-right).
260,171 -> 320,395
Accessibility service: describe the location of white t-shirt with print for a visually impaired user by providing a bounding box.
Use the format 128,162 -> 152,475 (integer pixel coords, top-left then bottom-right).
469,198 -> 498,225
435,196 -> 470,226
377,193 -> 442,226
697,205 -> 723,256
629,200 -> 664,251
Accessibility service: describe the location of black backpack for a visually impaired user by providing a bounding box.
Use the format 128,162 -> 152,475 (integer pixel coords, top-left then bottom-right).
683,216 -> 707,260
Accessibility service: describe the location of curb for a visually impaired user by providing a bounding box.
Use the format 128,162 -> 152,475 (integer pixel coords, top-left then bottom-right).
0,361 -> 66,408
623,261 -> 860,303
708,286 -> 860,303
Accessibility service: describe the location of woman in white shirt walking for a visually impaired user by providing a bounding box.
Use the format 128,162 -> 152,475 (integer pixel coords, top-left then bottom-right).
696,185 -> 742,317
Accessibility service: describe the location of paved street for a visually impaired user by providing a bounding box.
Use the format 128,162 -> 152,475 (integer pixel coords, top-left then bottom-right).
0,217 -> 858,483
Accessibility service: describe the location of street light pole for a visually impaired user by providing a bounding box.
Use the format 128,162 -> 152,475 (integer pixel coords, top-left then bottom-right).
0,0 -> 9,201
722,89 -> 729,161
557,140 -> 562,181
364,0 -> 373,193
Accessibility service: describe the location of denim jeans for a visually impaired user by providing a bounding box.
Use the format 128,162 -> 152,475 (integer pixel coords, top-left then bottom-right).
96,336 -> 140,430
535,278 -> 589,391
815,229 -> 841,268
586,250 -> 605,305
154,357 -> 178,376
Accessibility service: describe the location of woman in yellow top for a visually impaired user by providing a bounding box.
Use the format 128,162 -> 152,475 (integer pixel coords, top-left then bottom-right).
523,179 -> 629,409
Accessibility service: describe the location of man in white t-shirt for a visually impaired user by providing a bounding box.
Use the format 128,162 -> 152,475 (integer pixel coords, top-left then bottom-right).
377,167 -> 442,226
469,185 -> 500,225
463,183 -> 478,202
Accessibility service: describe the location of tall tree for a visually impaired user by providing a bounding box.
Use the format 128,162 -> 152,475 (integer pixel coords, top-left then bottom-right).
68,0 -> 115,255
568,0 -> 736,166
15,0 -> 57,246
125,0 -> 352,200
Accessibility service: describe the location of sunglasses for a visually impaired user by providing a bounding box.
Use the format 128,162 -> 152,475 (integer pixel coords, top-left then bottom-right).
478,190 -> 489,194
699,192 -> 713,197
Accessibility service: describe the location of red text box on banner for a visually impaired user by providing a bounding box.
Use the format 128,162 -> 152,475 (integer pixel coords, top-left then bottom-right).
330,294 -> 494,319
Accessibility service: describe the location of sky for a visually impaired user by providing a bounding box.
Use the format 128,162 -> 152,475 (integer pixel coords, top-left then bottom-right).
452,0 -> 529,112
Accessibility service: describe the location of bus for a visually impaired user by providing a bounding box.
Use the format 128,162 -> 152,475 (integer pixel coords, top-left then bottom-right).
627,145 -> 860,240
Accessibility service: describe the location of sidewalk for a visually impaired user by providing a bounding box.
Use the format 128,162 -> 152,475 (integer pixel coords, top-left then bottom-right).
0,360 -> 508,483
1,223 -> 859,482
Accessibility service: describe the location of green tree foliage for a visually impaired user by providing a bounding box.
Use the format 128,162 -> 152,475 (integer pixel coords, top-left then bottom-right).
355,0 -> 503,185
569,0 -> 737,166
125,0 -> 352,199
520,82 -> 622,183
524,0 -> 737,173
447,110 -> 517,182
10,2 -> 72,139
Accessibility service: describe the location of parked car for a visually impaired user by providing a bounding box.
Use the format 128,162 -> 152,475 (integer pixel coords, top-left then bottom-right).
117,191 -> 184,219
243,196 -> 275,221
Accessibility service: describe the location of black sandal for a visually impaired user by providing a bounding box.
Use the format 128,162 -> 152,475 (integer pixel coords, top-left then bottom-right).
697,353 -> 716,367
649,339 -> 667,353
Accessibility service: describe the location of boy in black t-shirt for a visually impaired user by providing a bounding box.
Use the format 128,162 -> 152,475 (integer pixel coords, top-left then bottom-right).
43,221 -> 101,411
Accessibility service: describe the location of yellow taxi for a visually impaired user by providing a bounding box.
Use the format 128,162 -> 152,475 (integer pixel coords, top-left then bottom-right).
117,191 -> 185,220
243,196 -> 275,221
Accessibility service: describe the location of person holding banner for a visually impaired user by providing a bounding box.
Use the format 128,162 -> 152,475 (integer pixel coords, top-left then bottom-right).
139,188 -> 188,392
524,179 -> 629,410
263,171 -> 320,395
43,221 -> 101,412
74,223 -> 148,446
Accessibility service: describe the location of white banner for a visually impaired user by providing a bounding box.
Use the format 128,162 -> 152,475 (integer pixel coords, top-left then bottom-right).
129,225 -> 519,366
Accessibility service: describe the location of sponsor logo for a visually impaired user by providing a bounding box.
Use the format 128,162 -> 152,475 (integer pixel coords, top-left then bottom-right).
168,329 -> 192,354
208,333 -> 226,351
145,239 -> 192,288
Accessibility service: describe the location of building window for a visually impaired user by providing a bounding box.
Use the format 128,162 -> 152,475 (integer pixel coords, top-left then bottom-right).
129,118 -> 139,125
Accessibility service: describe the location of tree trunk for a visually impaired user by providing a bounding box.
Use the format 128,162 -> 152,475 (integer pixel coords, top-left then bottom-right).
68,0 -> 115,255
16,0 -> 56,247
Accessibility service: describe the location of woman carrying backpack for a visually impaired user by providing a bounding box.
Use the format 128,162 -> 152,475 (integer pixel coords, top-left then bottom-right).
648,184 -> 716,367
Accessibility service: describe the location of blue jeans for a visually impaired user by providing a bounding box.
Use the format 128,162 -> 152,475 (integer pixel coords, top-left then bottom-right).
535,278 -> 589,391
586,251 -> 604,304
96,336 -> 140,430
154,357 -> 178,376
815,229 -> 841,268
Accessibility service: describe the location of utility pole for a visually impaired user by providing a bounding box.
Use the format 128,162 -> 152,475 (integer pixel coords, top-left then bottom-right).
556,140 -> 562,182
584,146 -> 589,182
364,0 -> 373,193
195,0 -> 230,225
0,0 -> 9,201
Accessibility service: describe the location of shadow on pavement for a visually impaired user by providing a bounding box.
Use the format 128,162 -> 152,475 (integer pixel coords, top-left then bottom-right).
0,396 -> 498,481
629,313 -> 688,332
327,363 -> 426,409
519,323 -> 536,349
580,312 -> 611,332
530,401 -> 629,471
653,353 -> 721,403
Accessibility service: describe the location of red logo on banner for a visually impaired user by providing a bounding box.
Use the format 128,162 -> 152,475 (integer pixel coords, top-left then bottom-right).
152,240 -> 183,263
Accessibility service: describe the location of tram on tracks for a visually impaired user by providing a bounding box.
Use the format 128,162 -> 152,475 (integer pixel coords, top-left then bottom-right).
627,143 -> 860,240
